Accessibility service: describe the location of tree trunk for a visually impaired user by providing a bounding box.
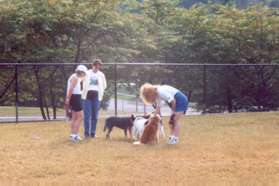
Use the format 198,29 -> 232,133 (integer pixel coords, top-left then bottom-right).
60,66 -> 68,86
33,67 -> 47,120
45,101 -> 50,120
74,36 -> 82,63
50,87 -> 56,119
49,67 -> 59,120
0,75 -> 15,99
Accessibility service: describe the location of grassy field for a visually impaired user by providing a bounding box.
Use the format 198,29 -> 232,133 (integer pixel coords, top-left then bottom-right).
0,106 -> 64,117
0,106 -> 136,118
0,112 -> 278,185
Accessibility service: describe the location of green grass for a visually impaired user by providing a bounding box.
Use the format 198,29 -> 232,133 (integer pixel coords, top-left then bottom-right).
0,106 -> 144,119
0,112 -> 278,185
0,106 -> 64,117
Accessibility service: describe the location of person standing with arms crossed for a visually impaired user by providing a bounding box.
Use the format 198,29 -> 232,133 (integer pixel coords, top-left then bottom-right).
82,59 -> 107,138
65,65 -> 88,142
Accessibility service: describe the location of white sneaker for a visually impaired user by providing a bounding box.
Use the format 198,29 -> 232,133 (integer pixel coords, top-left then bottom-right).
167,136 -> 179,145
75,135 -> 82,141
70,134 -> 82,142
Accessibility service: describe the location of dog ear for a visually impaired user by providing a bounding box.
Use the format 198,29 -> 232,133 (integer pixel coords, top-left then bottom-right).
142,115 -> 149,119
144,120 -> 149,126
131,114 -> 135,121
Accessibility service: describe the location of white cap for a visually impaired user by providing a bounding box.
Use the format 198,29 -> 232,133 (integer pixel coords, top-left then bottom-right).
75,65 -> 88,73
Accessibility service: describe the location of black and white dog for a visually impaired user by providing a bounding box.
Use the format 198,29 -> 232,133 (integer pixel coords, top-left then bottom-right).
104,115 -> 135,139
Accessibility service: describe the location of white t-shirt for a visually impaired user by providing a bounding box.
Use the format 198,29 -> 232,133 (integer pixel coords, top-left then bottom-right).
67,74 -> 81,95
82,69 -> 107,101
156,85 -> 179,107
88,70 -> 101,91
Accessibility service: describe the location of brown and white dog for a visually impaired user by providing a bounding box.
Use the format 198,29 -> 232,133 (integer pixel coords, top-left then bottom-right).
132,113 -> 165,141
134,114 -> 161,145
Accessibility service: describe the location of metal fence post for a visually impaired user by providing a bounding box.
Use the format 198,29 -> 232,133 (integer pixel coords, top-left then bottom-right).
114,64 -> 117,116
15,64 -> 19,123
203,65 -> 207,113
136,97 -> 138,113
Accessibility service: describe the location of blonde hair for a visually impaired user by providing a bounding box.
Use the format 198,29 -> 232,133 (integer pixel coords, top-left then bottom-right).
139,83 -> 157,105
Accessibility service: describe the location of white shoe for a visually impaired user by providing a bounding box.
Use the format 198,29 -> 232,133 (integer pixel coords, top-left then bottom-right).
167,136 -> 179,145
75,135 -> 82,141
70,134 -> 82,142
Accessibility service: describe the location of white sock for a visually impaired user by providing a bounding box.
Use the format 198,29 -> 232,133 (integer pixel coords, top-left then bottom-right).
70,133 -> 77,138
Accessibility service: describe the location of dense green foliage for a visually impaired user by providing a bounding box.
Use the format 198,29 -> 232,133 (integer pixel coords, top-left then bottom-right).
1,0 -> 279,118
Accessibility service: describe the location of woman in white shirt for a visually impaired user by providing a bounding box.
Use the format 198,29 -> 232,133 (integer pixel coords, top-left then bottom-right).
82,59 -> 107,138
140,83 -> 188,145
65,65 -> 87,142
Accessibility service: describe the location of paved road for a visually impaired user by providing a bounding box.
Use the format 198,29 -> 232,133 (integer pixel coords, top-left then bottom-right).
110,99 -> 201,116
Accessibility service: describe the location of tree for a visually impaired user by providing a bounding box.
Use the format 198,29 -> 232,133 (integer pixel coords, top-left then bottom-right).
167,5 -> 279,112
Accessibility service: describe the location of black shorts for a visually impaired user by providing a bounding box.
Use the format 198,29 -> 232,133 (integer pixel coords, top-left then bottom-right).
70,94 -> 82,112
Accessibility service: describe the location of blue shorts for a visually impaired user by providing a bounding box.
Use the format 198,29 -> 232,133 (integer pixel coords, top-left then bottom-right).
174,92 -> 188,114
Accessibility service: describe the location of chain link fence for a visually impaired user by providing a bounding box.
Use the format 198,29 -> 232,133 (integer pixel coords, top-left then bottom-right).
1,62 -> 279,123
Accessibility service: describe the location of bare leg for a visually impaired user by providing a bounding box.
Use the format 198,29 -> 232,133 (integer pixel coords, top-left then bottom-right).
171,112 -> 184,137
70,112 -> 77,134
71,111 -> 83,134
